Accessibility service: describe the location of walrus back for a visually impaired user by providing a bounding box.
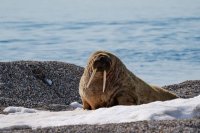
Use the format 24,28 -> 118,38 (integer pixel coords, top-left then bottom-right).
127,69 -> 178,103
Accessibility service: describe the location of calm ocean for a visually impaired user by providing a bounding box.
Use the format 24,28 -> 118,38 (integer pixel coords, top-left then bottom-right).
0,0 -> 200,85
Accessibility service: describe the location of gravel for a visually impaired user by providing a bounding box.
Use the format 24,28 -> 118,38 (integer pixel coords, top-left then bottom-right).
163,80 -> 200,98
0,61 -> 199,132
0,61 -> 83,112
4,119 -> 199,133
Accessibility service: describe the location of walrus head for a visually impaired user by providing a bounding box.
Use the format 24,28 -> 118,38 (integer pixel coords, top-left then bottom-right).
86,51 -> 113,93
93,54 -> 112,72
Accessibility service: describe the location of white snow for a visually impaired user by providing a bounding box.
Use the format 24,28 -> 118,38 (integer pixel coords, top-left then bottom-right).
3,107 -> 39,114
0,95 -> 200,130
69,102 -> 83,108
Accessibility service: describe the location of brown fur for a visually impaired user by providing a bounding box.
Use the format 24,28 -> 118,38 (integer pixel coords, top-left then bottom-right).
79,51 -> 178,110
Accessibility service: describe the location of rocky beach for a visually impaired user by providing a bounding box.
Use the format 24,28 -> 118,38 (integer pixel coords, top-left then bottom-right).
0,61 -> 199,132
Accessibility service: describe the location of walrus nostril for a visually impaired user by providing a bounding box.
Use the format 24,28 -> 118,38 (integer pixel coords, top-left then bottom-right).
99,56 -> 110,64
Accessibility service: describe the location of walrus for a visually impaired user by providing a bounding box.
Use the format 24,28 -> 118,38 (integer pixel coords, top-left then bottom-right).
79,51 -> 178,110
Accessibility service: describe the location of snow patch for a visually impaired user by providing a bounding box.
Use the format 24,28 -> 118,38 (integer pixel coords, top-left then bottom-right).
0,95 -> 200,130
192,104 -> 200,119
70,102 -> 83,108
3,107 -> 39,114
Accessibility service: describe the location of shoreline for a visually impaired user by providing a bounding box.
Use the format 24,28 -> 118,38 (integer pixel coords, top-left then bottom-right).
0,61 -> 199,132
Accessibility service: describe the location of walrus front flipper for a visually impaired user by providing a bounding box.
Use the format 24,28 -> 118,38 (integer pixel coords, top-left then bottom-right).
107,91 -> 138,107
116,94 -> 137,105
81,98 -> 92,110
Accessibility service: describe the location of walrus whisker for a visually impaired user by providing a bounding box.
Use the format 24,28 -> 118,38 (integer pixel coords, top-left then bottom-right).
103,70 -> 106,93
87,68 -> 97,88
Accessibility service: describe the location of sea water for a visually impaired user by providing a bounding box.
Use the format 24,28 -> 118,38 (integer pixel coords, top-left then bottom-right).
0,0 -> 200,85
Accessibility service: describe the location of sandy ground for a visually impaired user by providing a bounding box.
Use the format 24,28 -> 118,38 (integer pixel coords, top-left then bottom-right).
0,61 -> 199,132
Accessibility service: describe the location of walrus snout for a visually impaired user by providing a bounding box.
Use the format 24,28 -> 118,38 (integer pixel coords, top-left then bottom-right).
93,55 -> 111,72
86,55 -> 111,93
